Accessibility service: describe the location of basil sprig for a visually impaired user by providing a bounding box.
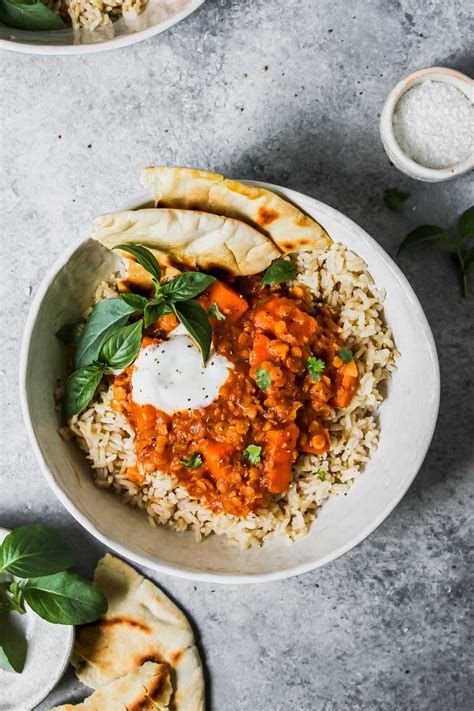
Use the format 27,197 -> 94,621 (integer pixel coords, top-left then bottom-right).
58,244 -> 217,417
74,298 -> 137,370
262,258 -> 299,285
62,319 -> 143,418
0,525 -> 107,673
173,300 -> 212,361
115,244 -> 215,361
397,205 -> 473,297
0,0 -> 66,31
0,524 -> 76,578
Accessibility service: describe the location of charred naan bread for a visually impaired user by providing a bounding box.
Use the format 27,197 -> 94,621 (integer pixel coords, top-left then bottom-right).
140,166 -> 332,253
51,661 -> 171,710
72,555 -> 204,711
90,208 -> 280,277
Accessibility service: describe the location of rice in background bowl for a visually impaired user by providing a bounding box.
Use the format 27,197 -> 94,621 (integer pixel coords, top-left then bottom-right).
19,185 -> 439,582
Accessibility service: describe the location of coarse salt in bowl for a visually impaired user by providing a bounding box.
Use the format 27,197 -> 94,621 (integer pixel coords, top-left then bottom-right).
380,67 -> 474,182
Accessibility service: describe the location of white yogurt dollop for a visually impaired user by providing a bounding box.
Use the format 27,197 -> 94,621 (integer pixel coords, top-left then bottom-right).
131,324 -> 233,414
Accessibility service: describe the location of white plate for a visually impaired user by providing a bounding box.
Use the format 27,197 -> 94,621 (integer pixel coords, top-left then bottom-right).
19,183 -> 440,584
0,527 -> 74,711
0,0 -> 204,55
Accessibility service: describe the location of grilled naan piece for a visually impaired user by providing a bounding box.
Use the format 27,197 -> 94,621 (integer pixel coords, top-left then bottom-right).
71,554 -> 204,711
140,166 -> 332,253
51,661 -> 171,710
90,208 -> 280,277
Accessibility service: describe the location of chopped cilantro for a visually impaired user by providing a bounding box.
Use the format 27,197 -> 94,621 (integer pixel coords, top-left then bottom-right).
316,469 -> 326,480
207,301 -> 226,321
338,347 -> 353,363
242,444 -> 262,465
180,453 -> 203,468
255,367 -> 272,390
306,356 -> 325,381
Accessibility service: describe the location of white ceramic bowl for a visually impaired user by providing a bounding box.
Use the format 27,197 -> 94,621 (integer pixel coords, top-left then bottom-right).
19,183 -> 440,584
0,0 -> 204,55
380,66 -> 474,182
0,527 -> 74,711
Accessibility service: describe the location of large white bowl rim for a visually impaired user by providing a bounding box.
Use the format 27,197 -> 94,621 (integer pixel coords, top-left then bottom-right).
19,182 -> 440,583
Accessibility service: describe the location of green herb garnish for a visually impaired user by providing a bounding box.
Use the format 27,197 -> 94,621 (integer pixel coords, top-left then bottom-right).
262,258 -> 299,285
243,444 -> 262,465
255,367 -> 272,390
180,453 -> 203,468
0,0 -> 66,31
316,469 -> 326,480
74,298 -> 137,370
0,525 -> 107,673
397,206 -> 474,297
306,356 -> 325,381
384,187 -> 410,212
115,245 -> 214,360
208,301 -> 226,321
62,364 -> 105,419
338,347 -> 353,363
58,245 -> 217,417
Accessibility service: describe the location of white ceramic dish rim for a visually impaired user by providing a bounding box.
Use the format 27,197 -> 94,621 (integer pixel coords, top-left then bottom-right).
380,66 -> 474,182
19,182 -> 440,584
0,0 -> 204,55
0,527 -> 75,710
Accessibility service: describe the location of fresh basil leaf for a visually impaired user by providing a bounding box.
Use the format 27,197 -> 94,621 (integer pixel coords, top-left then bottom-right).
306,356 -> 325,381
75,298 -> 136,369
458,206 -> 474,242
161,272 -> 215,302
208,301 -> 226,321
120,292 -> 148,311
62,364 -> 104,419
255,367 -> 272,390
113,244 -> 161,283
56,322 -> 85,347
0,614 -> 27,673
22,570 -> 107,625
338,347 -> 353,364
0,525 -> 76,578
397,225 -> 449,257
242,444 -> 262,465
144,300 -> 172,328
174,300 -> 212,362
0,0 -> 65,31
262,259 -> 299,285
100,320 -> 143,370
180,453 -> 203,468
384,187 -> 410,212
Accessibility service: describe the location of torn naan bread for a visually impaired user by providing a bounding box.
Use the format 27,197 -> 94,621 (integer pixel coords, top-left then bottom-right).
140,166 -> 332,253
72,555 -> 204,711
90,208 -> 280,277
51,661 -> 171,711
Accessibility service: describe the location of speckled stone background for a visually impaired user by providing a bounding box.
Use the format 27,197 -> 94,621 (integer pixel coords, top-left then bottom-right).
1,1 -> 473,709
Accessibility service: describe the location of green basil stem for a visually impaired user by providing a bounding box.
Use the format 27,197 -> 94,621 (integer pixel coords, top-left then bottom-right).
0,586 -> 25,615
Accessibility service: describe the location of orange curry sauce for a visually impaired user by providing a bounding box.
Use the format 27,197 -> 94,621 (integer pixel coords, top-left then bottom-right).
112,278 -> 358,518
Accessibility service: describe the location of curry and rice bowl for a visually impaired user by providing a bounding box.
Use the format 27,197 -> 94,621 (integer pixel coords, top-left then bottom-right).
59,168 -> 398,549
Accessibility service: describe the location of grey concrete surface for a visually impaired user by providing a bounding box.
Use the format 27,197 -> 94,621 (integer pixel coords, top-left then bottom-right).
1,1 -> 473,709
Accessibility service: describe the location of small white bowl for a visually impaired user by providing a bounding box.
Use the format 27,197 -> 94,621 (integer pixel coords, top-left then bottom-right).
0,527 -> 74,711
0,0 -> 204,55
19,184 -> 440,584
380,66 -> 474,182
